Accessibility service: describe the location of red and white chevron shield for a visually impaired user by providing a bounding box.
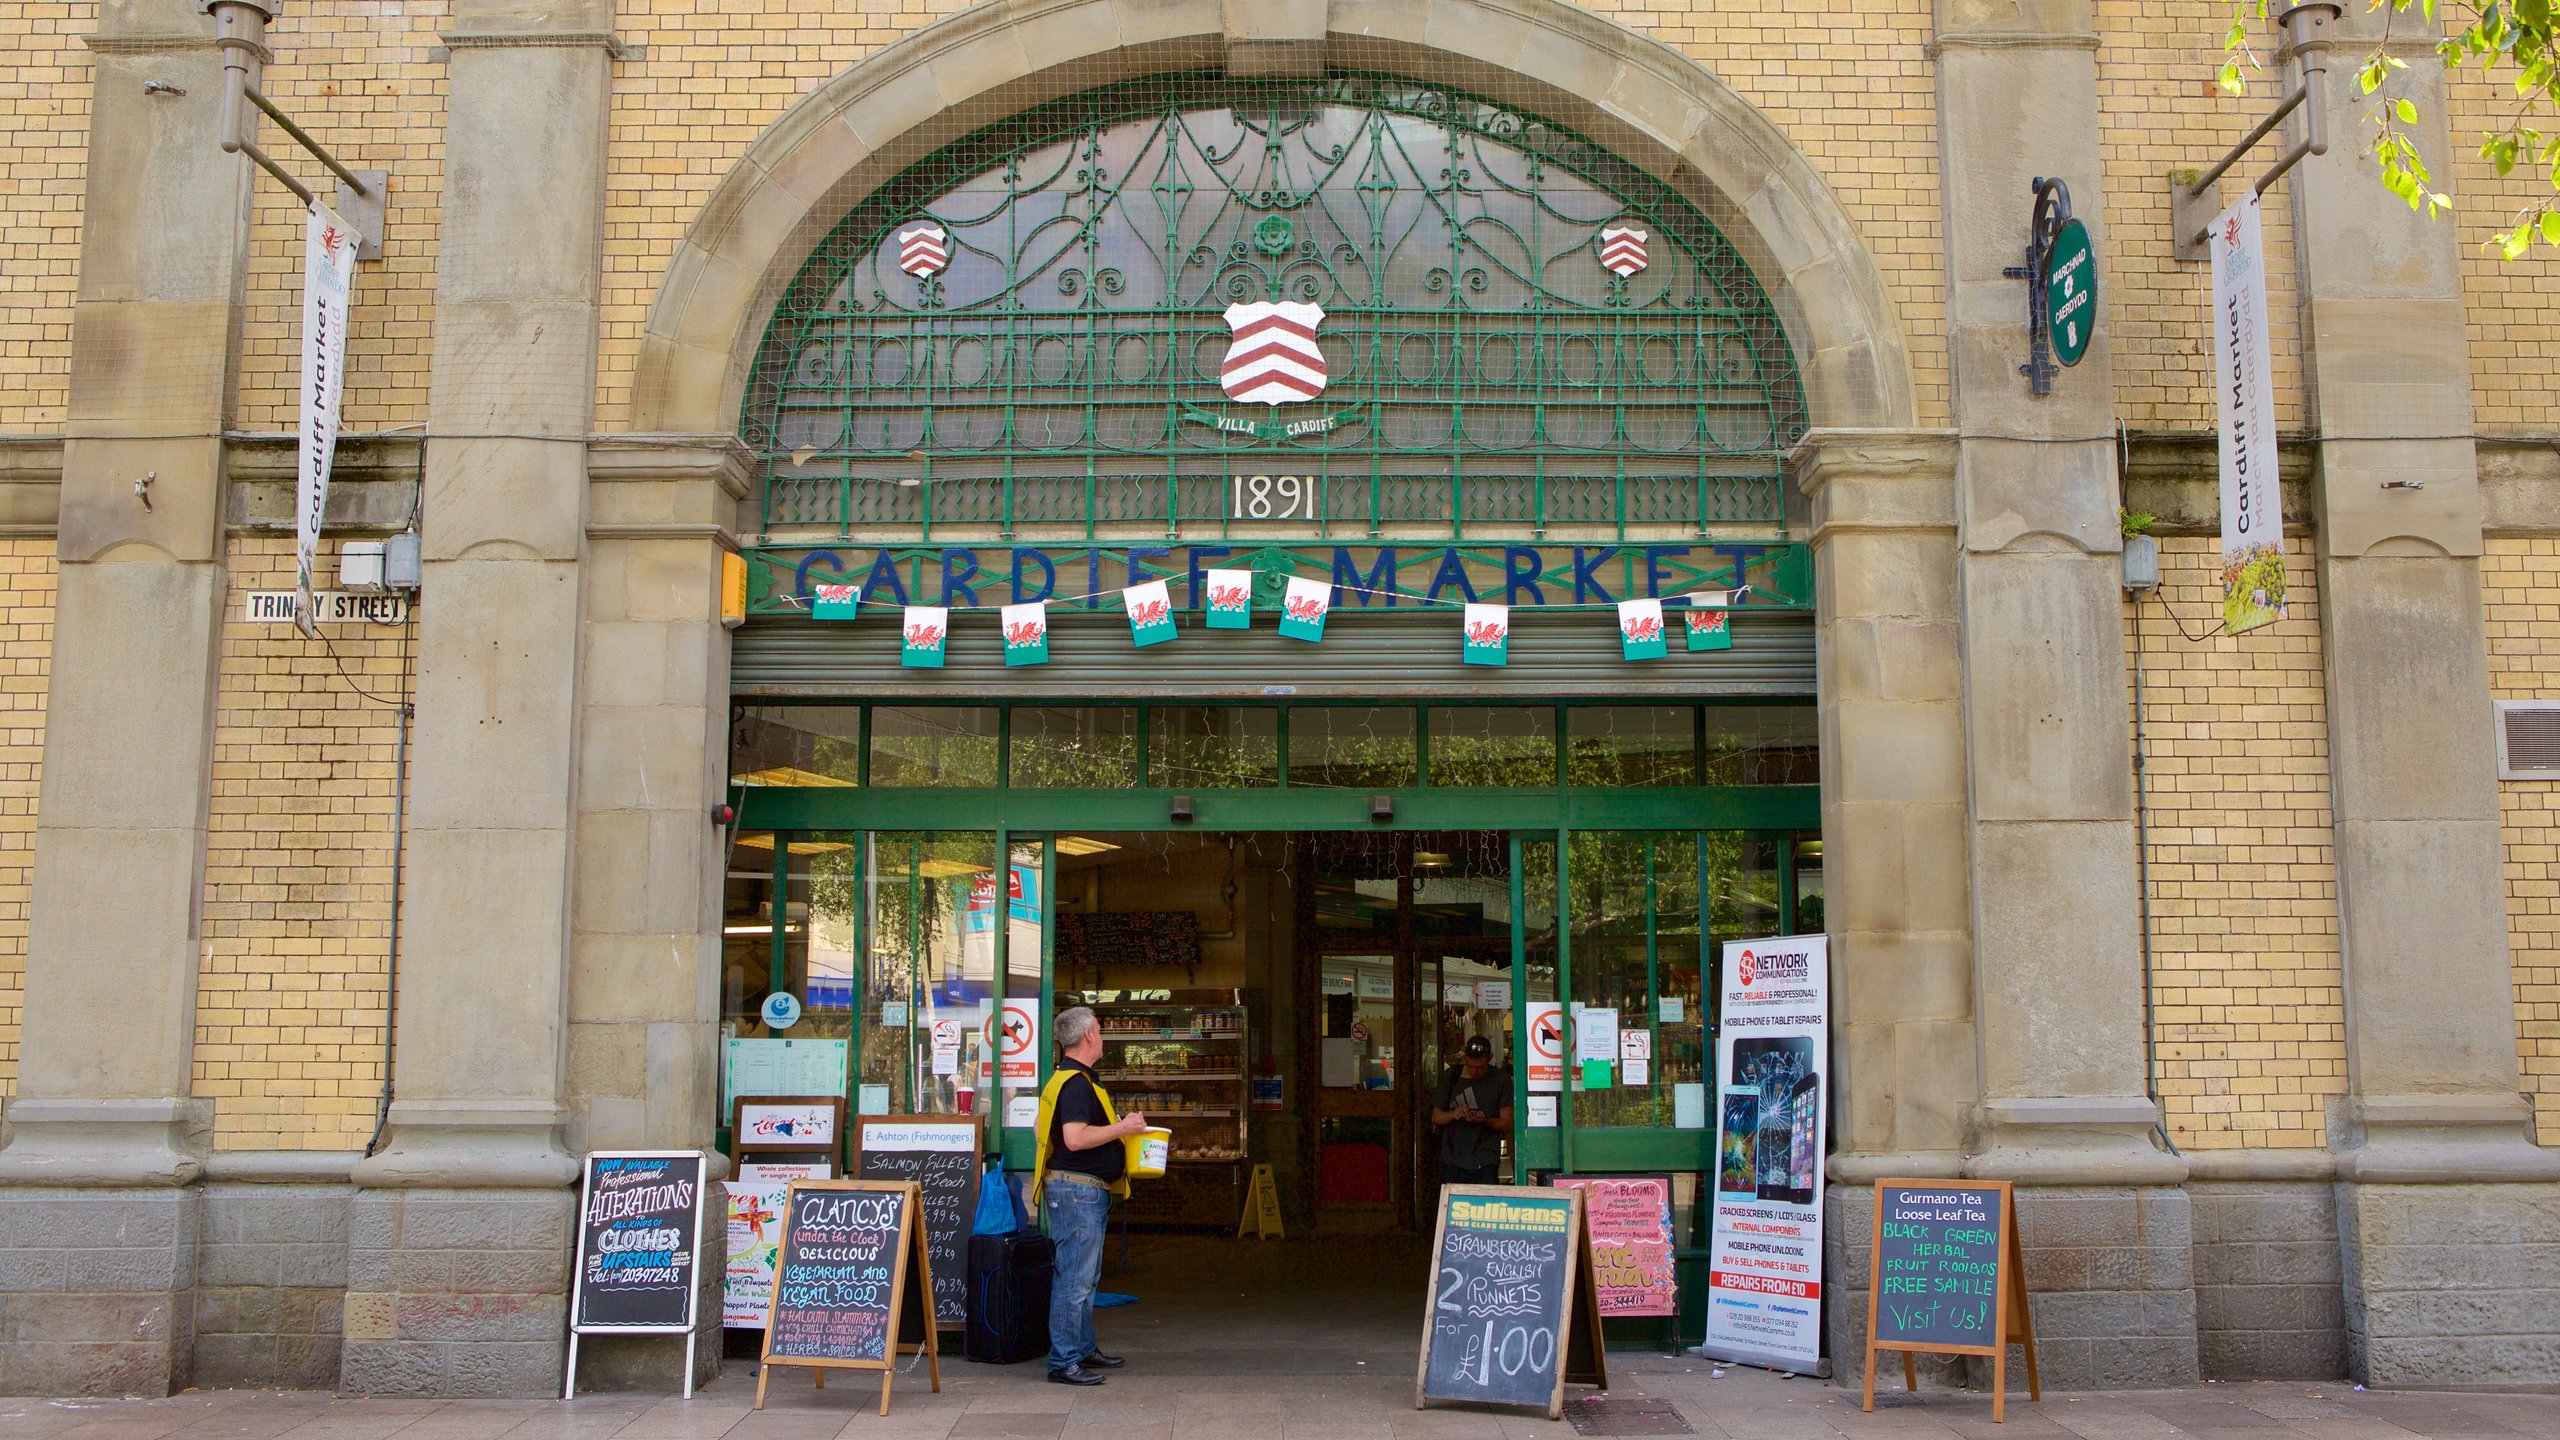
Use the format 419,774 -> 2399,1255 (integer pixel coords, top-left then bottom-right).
897,223 -> 949,278
1599,225 -> 1649,278
1220,301 -> 1328,407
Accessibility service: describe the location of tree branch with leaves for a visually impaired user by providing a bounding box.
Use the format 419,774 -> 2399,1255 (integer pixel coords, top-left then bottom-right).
2221,0 -> 2560,257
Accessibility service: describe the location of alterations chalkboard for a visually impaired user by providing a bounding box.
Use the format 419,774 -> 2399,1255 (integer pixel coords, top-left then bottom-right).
757,1179 -> 941,1416
564,1151 -> 707,1400
1416,1185 -> 1607,1419
1862,1179 -> 2040,1423
853,1115 -> 982,1329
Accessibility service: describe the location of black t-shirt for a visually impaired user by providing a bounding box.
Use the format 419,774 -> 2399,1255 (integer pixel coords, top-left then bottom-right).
1046,1058 -> 1125,1183
1433,1064 -> 1512,1170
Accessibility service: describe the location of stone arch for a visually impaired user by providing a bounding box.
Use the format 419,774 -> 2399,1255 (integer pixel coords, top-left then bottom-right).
628,0 -> 1915,436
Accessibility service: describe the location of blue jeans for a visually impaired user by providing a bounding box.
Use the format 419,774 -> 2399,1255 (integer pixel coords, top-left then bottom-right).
1044,1178 -> 1109,1372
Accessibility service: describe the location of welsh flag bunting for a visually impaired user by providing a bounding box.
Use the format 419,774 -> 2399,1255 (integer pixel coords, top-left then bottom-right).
1463,602 -> 1509,666
1203,568 -> 1254,630
901,606 -> 948,668
1002,601 -> 1049,667
812,583 -> 861,620
1684,590 -> 1734,652
1124,580 -> 1177,647
1618,597 -> 1667,661
1278,575 -> 1331,642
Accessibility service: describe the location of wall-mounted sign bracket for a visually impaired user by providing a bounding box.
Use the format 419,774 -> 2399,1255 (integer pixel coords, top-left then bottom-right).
2001,177 -> 2092,398
205,0 -> 386,258
2171,3 -> 2339,263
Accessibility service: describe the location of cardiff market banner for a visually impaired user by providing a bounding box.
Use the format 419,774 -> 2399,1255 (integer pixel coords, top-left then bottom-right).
1704,933 -> 1829,1374
295,203 -> 359,636
2209,193 -> 2285,636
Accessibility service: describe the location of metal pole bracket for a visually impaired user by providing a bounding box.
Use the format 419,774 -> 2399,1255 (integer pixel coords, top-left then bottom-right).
2171,2 -> 2340,263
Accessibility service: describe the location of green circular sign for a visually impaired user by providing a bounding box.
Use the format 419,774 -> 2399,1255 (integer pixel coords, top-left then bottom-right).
2044,217 -> 2096,367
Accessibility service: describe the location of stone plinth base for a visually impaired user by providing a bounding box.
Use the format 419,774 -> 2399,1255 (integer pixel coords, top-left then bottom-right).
339,1187 -> 575,1397
2192,1180 -> 2345,1380
2340,1181 -> 2560,1388
0,1186 -> 198,1395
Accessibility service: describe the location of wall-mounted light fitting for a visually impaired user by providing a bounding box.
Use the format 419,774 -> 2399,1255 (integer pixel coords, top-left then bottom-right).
1170,795 -> 1196,823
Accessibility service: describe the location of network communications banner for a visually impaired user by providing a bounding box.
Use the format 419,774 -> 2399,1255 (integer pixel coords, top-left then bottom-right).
1703,933 -> 1829,1373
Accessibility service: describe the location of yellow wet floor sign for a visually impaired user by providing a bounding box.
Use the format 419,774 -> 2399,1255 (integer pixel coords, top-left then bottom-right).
1237,1163 -> 1284,1240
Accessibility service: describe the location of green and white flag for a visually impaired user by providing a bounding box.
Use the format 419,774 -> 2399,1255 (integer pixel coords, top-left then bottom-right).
1001,601 -> 1049,667
1124,580 -> 1176,647
1278,575 -> 1330,643
901,605 -> 948,668
1203,568 -> 1253,630
1683,590 -> 1733,652
1463,602 -> 1509,666
1618,597 -> 1666,661
812,583 -> 861,621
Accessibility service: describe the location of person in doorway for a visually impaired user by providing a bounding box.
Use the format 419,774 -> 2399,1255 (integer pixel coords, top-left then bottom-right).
1430,1035 -> 1514,1186
1030,1004 -> 1148,1386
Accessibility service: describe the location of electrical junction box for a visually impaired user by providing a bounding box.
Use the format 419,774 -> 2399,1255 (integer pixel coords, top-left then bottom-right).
383,530 -> 422,590
338,540 -> 387,591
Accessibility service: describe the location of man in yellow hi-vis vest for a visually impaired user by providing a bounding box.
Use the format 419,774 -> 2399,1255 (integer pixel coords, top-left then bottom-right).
1031,1005 -> 1148,1385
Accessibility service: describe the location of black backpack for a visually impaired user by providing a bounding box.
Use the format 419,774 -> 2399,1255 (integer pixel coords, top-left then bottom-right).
964,1230 -> 1055,1364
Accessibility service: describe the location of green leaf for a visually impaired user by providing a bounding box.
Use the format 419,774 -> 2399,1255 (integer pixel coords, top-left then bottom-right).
2395,97 -> 2420,122
2542,210 -> 2560,244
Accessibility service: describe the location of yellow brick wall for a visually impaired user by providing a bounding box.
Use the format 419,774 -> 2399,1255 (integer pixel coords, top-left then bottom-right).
193,535 -> 409,1151
2448,63 -> 2560,433
2132,536 -> 2345,1150
2484,538 -> 2560,1146
0,540 -> 54,1099
0,5 -> 96,430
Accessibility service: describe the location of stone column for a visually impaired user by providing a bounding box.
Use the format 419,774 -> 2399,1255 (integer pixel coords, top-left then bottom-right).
0,0 -> 249,1395
1934,0 -> 2193,1388
560,436 -> 745,1392
341,0 -> 611,1398
2281,7 -> 2560,1387
1794,430 -> 1979,1369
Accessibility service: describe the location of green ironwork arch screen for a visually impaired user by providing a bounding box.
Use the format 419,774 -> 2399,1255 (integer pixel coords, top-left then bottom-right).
742,73 -> 1810,542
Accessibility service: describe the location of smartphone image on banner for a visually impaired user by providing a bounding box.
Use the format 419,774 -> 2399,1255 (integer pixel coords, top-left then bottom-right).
1785,1070 -> 1819,1206
1736,1036 -> 1812,1202
1717,1087 -> 1758,1196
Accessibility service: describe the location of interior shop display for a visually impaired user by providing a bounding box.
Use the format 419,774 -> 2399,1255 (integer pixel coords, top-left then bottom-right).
1072,988 -> 1248,1226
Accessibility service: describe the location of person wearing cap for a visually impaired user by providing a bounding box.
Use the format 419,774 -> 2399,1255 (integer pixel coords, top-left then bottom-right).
1429,1034 -> 1515,1186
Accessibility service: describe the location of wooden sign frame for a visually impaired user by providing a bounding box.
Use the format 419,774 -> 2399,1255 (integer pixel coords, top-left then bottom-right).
755,1179 -> 943,1417
732,1094 -> 845,1160
1860,1178 -> 2040,1423
850,1113 -> 984,1332
563,1150 -> 707,1401
1415,1183 -> 1610,1420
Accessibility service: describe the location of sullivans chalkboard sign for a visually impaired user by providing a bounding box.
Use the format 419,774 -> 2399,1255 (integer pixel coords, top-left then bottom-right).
1415,1184 -> 1608,1419
564,1151 -> 708,1400
1862,1179 -> 2040,1423
853,1115 -> 982,1330
757,1179 -> 941,1417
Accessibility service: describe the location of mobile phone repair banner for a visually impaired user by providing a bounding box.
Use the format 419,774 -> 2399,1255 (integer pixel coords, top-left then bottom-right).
1703,933 -> 1829,1373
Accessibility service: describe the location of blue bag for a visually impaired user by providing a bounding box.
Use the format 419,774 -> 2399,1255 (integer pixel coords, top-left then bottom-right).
974,1155 -> 1025,1236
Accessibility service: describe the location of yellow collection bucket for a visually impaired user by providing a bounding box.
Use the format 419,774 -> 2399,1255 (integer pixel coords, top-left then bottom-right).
1125,1126 -> 1172,1179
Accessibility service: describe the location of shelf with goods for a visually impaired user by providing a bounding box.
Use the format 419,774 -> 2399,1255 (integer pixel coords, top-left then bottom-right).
1073,988 -> 1248,1225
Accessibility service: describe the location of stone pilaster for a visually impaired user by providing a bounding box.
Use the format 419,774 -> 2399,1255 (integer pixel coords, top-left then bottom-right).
0,0 -> 250,1396
2280,5 -> 2560,1387
560,436 -> 743,1393
1931,0 -> 2192,1389
343,0 -> 612,1397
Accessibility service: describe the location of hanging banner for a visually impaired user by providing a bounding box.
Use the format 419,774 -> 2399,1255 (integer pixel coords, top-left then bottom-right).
812,583 -> 861,620
1462,602 -> 1509,666
1684,591 -> 1734,652
294,203 -> 359,638
1203,568 -> 1253,629
1000,601 -> 1048,666
900,606 -> 948,667
1278,574 -> 1331,642
1617,598 -> 1666,660
1704,933 -> 1829,1374
1124,580 -> 1176,646
2209,193 -> 2285,636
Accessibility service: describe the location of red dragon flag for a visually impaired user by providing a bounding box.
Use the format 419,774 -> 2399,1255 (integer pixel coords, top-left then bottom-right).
1204,568 -> 1253,630
1001,600 -> 1049,667
898,223 -> 949,278
1220,301 -> 1329,407
901,605 -> 949,668
1463,602 -> 1509,667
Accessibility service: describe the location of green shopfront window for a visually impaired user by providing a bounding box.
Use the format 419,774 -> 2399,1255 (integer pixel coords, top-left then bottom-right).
1567,832 -> 1705,1129
1428,708 -> 1557,787
1009,706 -> 1140,788
1289,706 -> 1417,789
1567,707 -> 1697,787
871,707 -> 999,786
1148,706 -> 1280,788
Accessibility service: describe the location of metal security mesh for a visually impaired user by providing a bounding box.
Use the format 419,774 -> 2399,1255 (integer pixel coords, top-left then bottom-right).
741,72 -> 1807,543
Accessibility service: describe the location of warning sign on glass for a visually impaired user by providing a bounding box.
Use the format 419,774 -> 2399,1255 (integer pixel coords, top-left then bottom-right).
1525,1002 -> 1565,1093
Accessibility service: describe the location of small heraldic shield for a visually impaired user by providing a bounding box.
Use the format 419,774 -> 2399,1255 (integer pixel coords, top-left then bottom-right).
898,223 -> 950,278
1220,301 -> 1328,406
1599,224 -> 1649,278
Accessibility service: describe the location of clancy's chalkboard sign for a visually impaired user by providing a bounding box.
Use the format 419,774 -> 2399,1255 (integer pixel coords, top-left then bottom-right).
1416,1184 -> 1607,1418
854,1115 -> 983,1329
1862,1179 -> 2040,1423
757,1179 -> 941,1416
565,1151 -> 707,1400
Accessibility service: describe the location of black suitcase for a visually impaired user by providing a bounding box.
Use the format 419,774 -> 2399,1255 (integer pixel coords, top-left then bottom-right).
965,1231 -> 1055,1364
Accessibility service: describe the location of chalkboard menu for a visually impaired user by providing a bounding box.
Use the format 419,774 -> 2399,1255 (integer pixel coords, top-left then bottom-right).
853,1115 -> 983,1329
1416,1185 -> 1608,1419
1861,1179 -> 2040,1422
565,1151 -> 707,1399
756,1180 -> 941,1416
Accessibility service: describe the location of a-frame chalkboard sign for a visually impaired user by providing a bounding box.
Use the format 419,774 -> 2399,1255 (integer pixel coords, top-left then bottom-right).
756,1179 -> 942,1417
1861,1178 -> 2040,1423
1415,1184 -> 1608,1419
